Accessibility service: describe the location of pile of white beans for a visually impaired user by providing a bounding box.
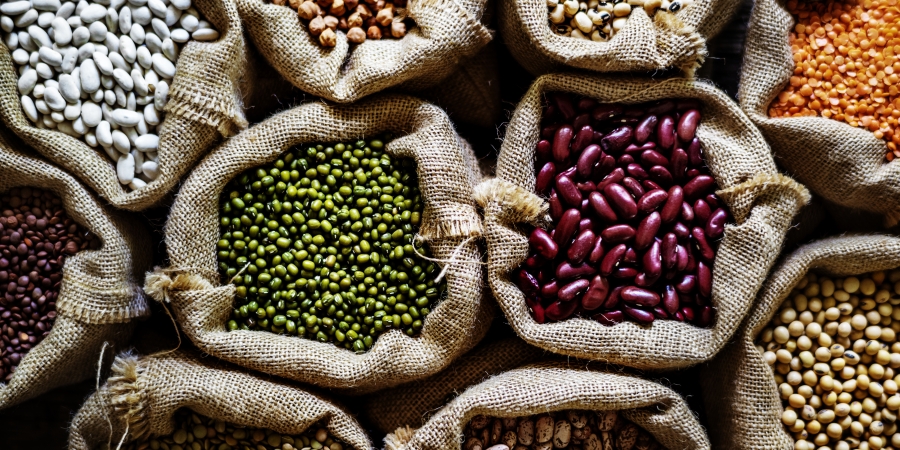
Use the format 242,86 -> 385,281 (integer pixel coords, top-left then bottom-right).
1,0 -> 218,190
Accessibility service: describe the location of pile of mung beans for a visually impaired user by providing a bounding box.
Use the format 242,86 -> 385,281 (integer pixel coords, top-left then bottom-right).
546,0 -> 693,41
758,269 -> 900,450
462,409 -> 661,450
273,0 -> 411,47
120,409 -> 345,450
0,187 -> 99,382
217,135 -> 445,353
769,0 -> 900,161
516,93 -> 728,327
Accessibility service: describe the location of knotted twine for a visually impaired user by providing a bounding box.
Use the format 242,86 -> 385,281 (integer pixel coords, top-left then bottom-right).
480,73 -> 810,370
144,95 -> 492,393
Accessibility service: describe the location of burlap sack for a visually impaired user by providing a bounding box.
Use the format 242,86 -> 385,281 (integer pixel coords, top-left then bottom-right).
382,361 -> 710,450
363,336 -> 544,434
236,0 -> 493,105
68,351 -> 372,450
699,234 -> 900,450
738,0 -> 900,226
0,0 -> 247,211
499,0 -> 741,76
144,94 -> 491,393
476,73 -> 811,370
0,130 -> 152,409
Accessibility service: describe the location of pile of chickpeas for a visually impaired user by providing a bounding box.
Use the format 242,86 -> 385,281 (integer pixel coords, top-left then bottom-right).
757,269 -> 900,450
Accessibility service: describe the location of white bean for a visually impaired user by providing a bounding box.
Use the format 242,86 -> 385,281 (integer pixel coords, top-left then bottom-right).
96,120 -> 112,145
81,100 -> 102,126
142,160 -> 158,179
150,52 -> 174,77
64,100 -> 81,120
20,95 -> 38,121
56,2 -> 76,19
111,128 -> 130,152
33,0 -> 62,13
58,73 -> 80,101
116,152 -> 135,184
43,86 -> 65,110
153,79 -> 167,109
80,4 -> 108,23
0,2 -> 33,16
15,10 -> 40,28
17,68 -> 37,94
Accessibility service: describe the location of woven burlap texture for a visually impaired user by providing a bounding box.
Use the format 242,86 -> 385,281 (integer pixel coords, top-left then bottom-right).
384,361 -> 710,450
363,336 -> 544,434
0,0 -> 247,211
700,234 -> 900,450
499,0 -> 740,76
739,0 -> 900,224
236,0 -> 492,105
0,130 -> 152,409
479,73 -> 810,370
146,95 -> 490,393
68,351 -> 372,450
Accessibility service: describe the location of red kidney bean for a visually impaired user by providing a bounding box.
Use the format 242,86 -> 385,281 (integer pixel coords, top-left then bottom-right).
697,261 -> 712,298
613,267 -> 638,279
697,306 -> 713,327
680,306 -> 695,322
589,191 -> 618,223
626,164 -> 648,180
587,236 -> 606,264
661,233 -> 677,269
554,208 -> 581,246
541,125 -> 557,140
557,166 -> 577,182
577,144 -> 602,178
653,306 -> 671,319
687,137 -> 703,166
553,93 -> 576,120
536,139 -> 552,163
557,261 -> 597,280
623,306 -> 655,324
529,228 -> 558,260
621,286 -> 660,307
600,243 -> 627,276
675,274 -> 696,294
553,125 -> 574,162
580,198 -> 591,215
693,199 -> 711,224
647,100 -> 675,115
623,247 -> 637,264
559,279 -> 590,302
579,218 -> 593,231
634,272 -> 656,287
634,115 -> 658,143
657,116 -> 675,150
536,162 -> 556,194
692,227 -> 715,261
517,270 -> 540,297
573,125 -> 594,152
706,193 -> 720,208
672,221 -> 690,240
577,181 -> 596,194
641,180 -> 663,192
577,97 -> 597,112
670,148 -> 688,181
594,310 -> 624,325
541,281 -> 559,298
600,126 -> 633,154
624,144 -> 642,155
556,175 -> 582,206
675,244 -> 689,271
593,130 -> 605,142
592,104 -> 624,121
677,109 -> 700,142
648,165 -> 674,187
568,229 -> 596,263
660,185 -> 683,223
684,245 -> 697,273
634,212 -> 661,250
603,184 -> 637,219
637,189 -> 668,214
573,113 -> 591,130
527,298 -> 545,323
549,191 -> 563,221
582,275 -> 610,310
617,154 -> 635,166
686,168 -> 701,179
641,150 -> 669,168
523,254 -> 543,269
604,285 -> 623,309
593,154 -> 616,179
680,202 -> 694,222
662,285 -> 679,315
622,177 -> 645,198
706,208 -> 727,239
546,299 -> 579,321
642,240 -> 662,278
596,167 -> 624,191
600,224 -> 635,243
673,311 -> 685,321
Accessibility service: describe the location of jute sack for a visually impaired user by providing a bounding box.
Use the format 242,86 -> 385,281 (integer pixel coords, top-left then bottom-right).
363,336 -> 544,434
699,234 -> 900,449
144,94 -> 491,393
476,73 -> 811,370
68,351 -> 372,450
0,0 -> 247,211
0,130 -> 152,409
498,0 -> 741,76
382,361 -> 711,450
235,0 -> 493,105
738,0 -> 900,226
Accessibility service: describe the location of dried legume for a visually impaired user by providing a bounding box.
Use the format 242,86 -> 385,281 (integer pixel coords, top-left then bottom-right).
546,0 -> 693,41
273,0 -> 411,47
769,0 -> 900,161
0,187 -> 99,382
462,409 -> 661,450
517,93 -> 728,327
121,409 -> 345,450
218,135 -> 445,353
757,269 -> 900,450
3,0 -> 219,190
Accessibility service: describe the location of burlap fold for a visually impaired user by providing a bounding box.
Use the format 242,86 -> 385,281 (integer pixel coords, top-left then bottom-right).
479,73 -> 810,370
0,130 -> 152,410
68,351 -> 372,450
0,0 -> 247,211
499,0 -> 741,76
700,234 -> 900,450
382,361 -> 710,450
739,0 -> 900,225
236,0 -> 493,105
146,94 -> 490,393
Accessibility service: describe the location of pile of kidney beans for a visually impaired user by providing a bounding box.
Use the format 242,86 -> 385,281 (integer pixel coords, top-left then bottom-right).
515,93 -> 731,327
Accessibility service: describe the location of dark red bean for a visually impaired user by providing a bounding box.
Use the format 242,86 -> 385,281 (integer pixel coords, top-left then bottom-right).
600,243 -> 627,276
613,267 -> 638,279
647,100 -> 675,115
596,167 -> 624,191
554,209 -> 581,246
556,261 -> 597,280
528,228 -> 558,260
593,310 -> 624,326
634,115 -> 658,144
706,208 -> 728,239
523,254 -> 544,269
579,218 -> 593,231
593,130 -> 604,142
657,115 -> 675,150
542,125 -> 558,140
680,202 -> 694,222
603,184 -> 637,219
652,307 -> 669,319
623,247 -> 638,264
626,164 -> 648,180
687,137 -> 703,166
553,93 -> 576,120
567,229 -> 596,264
621,286 -> 660,307
536,139 -> 552,162
580,198 -> 591,215
549,191 -> 563,221
706,193 -> 720,208
672,221 -> 690,240
526,298 -> 545,324
623,306 -> 654,324
592,104 -> 624,121
648,165 -> 674,187
660,185 -> 683,223
642,239 -> 662,278
697,261 -> 712,298
661,233 -> 677,269
581,275 -> 609,311
541,281 -> 559,298
673,311 -> 685,321
577,98 -> 597,112
600,126 -> 633,154
589,191 -> 618,223
617,154 -> 635,167
675,274 -> 696,294
559,279 -> 590,302
680,306 -> 695,322
600,224 -> 635,243
622,177 -> 645,198
516,270 -> 540,297
604,286 -> 623,309
641,180 -> 663,192
634,212 -> 661,250
587,236 -> 606,264
535,162 -> 556,194
556,175 -> 582,206
675,244 -> 689,271
693,199 -> 711,224
692,227 -> 715,261
573,125 -> 594,152
641,150 -> 669,168
577,144 -> 603,178
553,125 -> 574,162
677,109 -> 700,142
573,113 -> 591,130
637,189 -> 668,214
634,272 -> 658,287
577,181 -> 596,193
545,300 -> 579,322
686,168 -> 701,179
697,306 -> 713,327
662,285 -> 679,315
670,148 -> 688,181
593,154 -> 617,179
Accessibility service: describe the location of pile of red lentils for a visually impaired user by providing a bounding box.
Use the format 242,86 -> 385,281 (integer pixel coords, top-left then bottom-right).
769,0 -> 900,161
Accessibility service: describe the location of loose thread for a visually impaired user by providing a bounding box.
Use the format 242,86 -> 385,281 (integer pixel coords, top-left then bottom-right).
148,301 -> 182,358
96,341 -> 112,450
411,235 -> 485,283
115,423 -> 130,450
228,261 -> 252,284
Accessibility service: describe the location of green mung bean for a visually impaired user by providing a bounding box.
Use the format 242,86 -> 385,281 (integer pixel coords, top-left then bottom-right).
217,136 -> 446,353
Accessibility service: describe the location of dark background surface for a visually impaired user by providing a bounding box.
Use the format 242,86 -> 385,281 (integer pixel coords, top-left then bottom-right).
0,0 -> 763,446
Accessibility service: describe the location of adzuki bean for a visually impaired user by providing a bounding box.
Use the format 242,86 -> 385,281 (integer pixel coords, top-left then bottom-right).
0,187 -> 100,381
516,93 -> 732,327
